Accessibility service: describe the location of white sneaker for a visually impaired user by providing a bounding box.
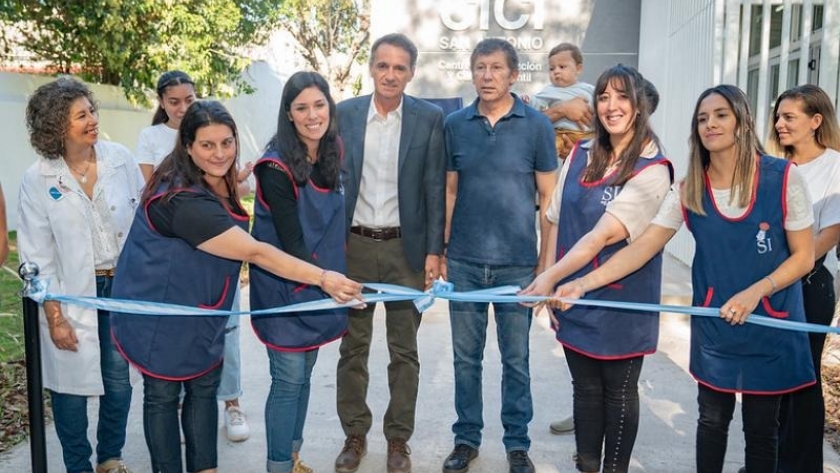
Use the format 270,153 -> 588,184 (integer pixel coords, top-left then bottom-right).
224,405 -> 250,442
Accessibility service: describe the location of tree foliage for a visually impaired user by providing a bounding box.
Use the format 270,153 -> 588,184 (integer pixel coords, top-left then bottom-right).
278,0 -> 371,95
0,0 -> 284,104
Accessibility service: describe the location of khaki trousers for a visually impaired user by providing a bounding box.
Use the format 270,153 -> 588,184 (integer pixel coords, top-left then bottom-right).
336,233 -> 424,441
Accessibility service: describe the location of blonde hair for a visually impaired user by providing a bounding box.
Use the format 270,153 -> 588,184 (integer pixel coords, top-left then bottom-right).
682,85 -> 765,215
767,84 -> 840,158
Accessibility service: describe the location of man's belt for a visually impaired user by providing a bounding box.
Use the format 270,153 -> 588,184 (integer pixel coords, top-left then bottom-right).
350,226 -> 401,241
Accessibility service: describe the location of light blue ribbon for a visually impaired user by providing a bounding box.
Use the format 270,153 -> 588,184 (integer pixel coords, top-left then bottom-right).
21,277 -> 840,334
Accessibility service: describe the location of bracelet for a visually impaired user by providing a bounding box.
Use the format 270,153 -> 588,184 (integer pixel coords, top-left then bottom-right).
319,269 -> 329,288
763,275 -> 777,296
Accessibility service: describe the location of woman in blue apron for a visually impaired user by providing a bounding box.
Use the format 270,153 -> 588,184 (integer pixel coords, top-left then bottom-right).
520,65 -> 672,473
767,84 -> 840,473
551,84 -> 816,473
249,71 -> 347,473
110,100 -> 362,473
135,70 -> 254,443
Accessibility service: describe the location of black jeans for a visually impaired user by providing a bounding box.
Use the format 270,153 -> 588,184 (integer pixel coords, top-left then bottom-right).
564,347 -> 643,473
777,263 -> 833,473
143,365 -> 222,473
696,384 -> 780,473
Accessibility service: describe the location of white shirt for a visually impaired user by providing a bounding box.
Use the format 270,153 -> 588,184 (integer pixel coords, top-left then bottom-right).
135,123 -> 178,167
652,165 -> 814,232
56,152 -> 123,269
546,140 -> 672,241
352,98 -> 403,228
793,148 -> 840,273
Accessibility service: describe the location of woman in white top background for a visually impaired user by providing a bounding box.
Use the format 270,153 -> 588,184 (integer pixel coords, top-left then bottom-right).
767,83 -> 840,473
135,70 -> 196,182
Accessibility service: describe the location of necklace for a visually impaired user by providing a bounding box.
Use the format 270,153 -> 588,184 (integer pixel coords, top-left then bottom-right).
67,149 -> 95,184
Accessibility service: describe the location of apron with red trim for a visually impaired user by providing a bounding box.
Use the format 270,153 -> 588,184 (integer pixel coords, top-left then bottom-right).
555,141 -> 673,359
685,155 -> 814,393
250,152 -> 348,351
111,186 -> 248,380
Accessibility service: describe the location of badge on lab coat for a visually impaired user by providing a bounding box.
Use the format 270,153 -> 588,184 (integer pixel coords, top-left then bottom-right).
48,186 -> 64,201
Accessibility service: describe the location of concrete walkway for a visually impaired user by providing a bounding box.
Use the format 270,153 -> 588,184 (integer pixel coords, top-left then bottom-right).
2,254 -> 839,472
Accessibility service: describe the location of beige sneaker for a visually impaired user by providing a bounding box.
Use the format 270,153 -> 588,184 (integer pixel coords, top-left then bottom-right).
96,459 -> 133,473
549,415 -> 575,435
292,459 -> 314,473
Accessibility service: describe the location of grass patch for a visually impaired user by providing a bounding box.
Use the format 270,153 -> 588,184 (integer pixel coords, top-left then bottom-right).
0,232 -> 28,453
240,192 -> 254,213
0,232 -> 23,363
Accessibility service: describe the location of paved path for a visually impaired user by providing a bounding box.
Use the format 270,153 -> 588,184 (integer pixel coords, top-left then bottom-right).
1,255 -> 838,472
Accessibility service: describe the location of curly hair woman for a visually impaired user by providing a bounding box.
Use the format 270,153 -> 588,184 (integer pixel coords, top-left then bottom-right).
18,77 -> 143,473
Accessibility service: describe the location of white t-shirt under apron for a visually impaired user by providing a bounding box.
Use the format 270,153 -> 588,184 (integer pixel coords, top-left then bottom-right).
135,123 -> 178,168
546,140 -> 672,242
652,165 -> 814,233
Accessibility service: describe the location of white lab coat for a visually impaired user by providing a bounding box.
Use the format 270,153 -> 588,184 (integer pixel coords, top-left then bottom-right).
17,140 -> 143,396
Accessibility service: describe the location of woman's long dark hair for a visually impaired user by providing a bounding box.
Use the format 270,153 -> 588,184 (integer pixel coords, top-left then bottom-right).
143,100 -> 240,202
269,71 -> 341,188
585,65 -> 661,185
152,70 -> 195,125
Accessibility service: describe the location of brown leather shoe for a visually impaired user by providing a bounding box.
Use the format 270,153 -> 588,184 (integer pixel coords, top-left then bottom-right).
387,438 -> 412,473
335,435 -> 366,473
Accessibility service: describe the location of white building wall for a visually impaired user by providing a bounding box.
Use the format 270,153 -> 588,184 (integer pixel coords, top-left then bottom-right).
640,0 -> 840,265
639,0 -> 720,265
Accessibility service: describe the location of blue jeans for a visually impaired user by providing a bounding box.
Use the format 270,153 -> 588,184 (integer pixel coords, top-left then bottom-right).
218,287 -> 242,401
696,384 -> 781,473
50,275 -> 132,473
266,348 -> 319,473
180,289 -> 240,404
446,258 -> 534,452
143,365 -> 222,473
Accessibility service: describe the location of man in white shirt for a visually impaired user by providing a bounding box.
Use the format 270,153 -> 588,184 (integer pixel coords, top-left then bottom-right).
334,33 -> 446,473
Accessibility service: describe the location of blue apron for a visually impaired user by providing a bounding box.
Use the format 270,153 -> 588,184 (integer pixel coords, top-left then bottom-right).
555,141 -> 673,359
111,186 -> 249,380
250,153 -> 348,350
685,154 -> 815,393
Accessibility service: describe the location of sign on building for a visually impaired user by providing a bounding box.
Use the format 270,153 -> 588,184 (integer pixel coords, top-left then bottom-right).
370,0 -> 641,100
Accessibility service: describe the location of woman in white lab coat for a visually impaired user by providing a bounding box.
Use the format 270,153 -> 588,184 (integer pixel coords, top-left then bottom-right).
18,77 -> 142,473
